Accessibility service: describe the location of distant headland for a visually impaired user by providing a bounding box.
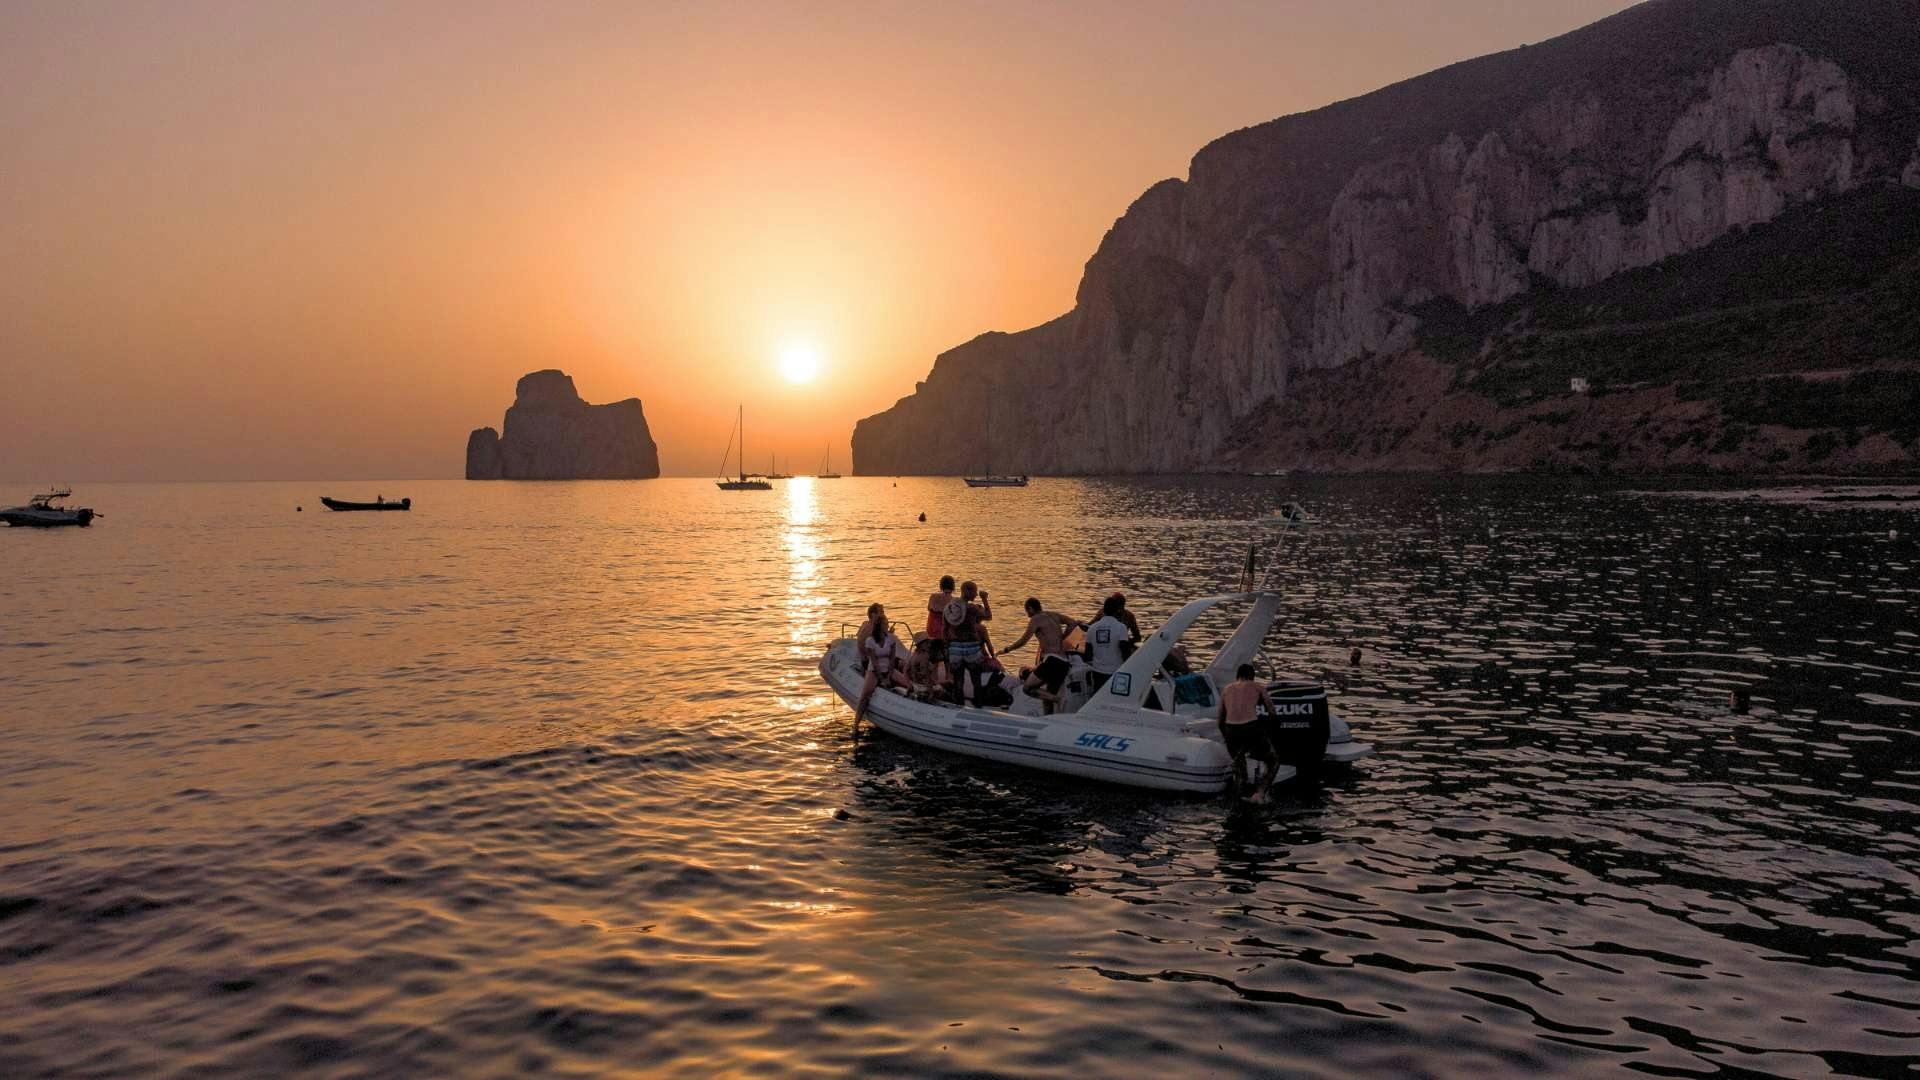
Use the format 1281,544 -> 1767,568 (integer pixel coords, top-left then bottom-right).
853,0 -> 1920,476
466,370 -> 660,480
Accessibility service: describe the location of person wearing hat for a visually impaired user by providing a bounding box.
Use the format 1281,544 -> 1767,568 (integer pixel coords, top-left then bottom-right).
943,580 -> 992,704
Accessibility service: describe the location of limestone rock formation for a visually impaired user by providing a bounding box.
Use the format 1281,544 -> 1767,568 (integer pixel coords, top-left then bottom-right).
465,370 -> 660,480
854,0 -> 1920,475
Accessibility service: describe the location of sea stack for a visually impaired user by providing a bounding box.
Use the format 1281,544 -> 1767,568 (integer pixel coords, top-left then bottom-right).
466,370 -> 661,480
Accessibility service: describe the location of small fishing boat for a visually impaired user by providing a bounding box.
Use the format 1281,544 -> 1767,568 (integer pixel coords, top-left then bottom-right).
1,487 -> 97,527
820,592 -> 1372,794
320,496 -> 410,511
716,406 -> 773,490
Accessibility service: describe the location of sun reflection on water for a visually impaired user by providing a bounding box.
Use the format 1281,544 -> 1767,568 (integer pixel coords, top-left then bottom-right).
780,478 -> 831,711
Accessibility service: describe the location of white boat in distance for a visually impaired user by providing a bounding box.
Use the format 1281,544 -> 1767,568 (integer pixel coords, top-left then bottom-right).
820,592 -> 1372,793
1,488 -> 97,527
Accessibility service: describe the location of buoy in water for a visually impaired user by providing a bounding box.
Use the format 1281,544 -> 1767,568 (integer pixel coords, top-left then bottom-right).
918,512 -> 927,523
1349,647 -> 1362,666
296,506 -> 303,512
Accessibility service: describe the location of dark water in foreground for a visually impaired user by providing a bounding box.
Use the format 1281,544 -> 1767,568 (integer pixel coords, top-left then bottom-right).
3,476 -> 1918,1078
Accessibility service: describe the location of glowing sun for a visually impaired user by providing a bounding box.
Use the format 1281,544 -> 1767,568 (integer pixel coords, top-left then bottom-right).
778,342 -> 822,384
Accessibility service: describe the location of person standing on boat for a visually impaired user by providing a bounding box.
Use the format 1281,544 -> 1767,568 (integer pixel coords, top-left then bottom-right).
855,604 -> 911,727
1005,597 -> 1082,712
925,576 -> 957,643
1082,595 -> 1132,692
944,581 -> 992,704
1218,663 -> 1281,804
1086,593 -> 1139,643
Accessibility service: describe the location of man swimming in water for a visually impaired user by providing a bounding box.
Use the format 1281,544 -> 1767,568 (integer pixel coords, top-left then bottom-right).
1218,663 -> 1280,803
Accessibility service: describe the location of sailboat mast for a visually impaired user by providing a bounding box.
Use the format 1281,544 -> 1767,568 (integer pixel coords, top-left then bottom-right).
739,405 -> 746,483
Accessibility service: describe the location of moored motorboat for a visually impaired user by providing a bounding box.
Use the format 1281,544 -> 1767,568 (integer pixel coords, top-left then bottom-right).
1,487 -> 96,527
819,592 -> 1372,793
963,475 -> 1029,487
320,496 -> 410,511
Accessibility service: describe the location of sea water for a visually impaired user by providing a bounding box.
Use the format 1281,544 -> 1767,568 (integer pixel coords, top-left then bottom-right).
2,476 -> 1917,1076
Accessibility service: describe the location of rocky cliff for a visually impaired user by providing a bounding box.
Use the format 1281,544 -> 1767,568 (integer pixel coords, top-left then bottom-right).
466,370 -> 660,480
854,0 -> 1920,475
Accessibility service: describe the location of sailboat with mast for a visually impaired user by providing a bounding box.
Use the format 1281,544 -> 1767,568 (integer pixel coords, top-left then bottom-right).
716,406 -> 773,490
818,442 -> 841,479
963,408 -> 1028,487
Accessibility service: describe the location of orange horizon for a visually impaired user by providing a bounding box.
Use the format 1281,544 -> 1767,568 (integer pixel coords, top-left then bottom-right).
0,1 -> 1638,481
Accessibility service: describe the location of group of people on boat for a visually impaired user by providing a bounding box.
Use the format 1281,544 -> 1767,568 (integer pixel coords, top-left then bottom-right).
852,575 -> 1150,723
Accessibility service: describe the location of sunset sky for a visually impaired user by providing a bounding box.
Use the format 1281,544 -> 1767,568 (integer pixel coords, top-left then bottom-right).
2,0 -> 1637,481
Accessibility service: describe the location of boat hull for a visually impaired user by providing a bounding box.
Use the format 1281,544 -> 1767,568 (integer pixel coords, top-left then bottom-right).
963,477 -> 1028,488
0,508 -> 93,527
821,639 -> 1261,793
716,480 -> 772,490
320,497 -> 409,511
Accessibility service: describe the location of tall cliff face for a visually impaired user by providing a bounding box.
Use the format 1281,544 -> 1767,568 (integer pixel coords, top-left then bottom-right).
466,370 -> 661,480
854,0 -> 1920,475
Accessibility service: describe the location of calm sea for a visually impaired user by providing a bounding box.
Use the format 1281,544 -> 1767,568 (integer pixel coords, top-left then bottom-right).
2,476 -> 1917,1077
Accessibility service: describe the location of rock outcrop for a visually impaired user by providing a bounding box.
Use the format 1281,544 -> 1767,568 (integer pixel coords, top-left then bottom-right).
854,0 -> 1920,475
466,370 -> 660,480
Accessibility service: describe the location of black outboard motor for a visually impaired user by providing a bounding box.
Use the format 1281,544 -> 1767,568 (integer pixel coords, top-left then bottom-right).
1260,681 -> 1330,773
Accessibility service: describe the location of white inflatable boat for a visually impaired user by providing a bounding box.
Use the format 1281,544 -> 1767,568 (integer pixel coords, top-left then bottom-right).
819,592 -> 1373,794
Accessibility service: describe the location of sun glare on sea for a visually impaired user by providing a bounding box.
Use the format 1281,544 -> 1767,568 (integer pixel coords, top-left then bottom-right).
778,342 -> 822,384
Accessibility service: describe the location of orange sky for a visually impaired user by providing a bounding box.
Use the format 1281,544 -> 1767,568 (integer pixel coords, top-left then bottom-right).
0,0 -> 1637,480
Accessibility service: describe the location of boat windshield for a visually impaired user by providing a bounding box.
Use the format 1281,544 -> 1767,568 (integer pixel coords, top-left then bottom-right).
1076,592 -> 1280,723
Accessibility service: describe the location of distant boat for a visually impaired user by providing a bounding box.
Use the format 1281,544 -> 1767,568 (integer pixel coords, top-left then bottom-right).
818,443 -> 842,479
764,453 -> 792,480
1,487 -> 97,527
716,406 -> 773,490
963,411 -> 1028,487
1247,469 -> 1289,478
320,496 -> 410,511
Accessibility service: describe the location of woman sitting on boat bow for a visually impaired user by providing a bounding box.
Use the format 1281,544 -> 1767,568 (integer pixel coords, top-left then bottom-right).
854,604 -> 912,726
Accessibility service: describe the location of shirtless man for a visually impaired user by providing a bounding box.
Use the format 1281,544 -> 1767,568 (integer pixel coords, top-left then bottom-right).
1005,597 -> 1083,713
1218,663 -> 1280,803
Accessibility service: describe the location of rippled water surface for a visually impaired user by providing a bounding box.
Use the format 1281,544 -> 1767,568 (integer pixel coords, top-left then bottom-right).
3,476 -> 1918,1077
